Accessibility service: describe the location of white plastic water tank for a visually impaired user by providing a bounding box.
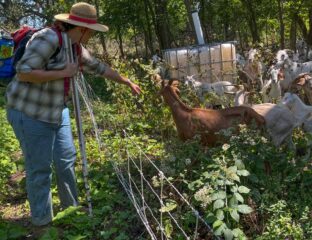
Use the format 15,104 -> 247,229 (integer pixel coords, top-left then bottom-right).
163,42 -> 236,83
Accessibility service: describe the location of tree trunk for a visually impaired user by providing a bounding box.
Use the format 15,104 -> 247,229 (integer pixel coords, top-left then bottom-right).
117,29 -> 124,58
296,7 -> 312,47
133,27 -> 138,57
143,0 -> 154,55
277,0 -> 285,49
152,0 -> 171,49
143,30 -> 149,58
94,0 -> 108,58
200,0 -> 210,43
289,16 -> 297,51
241,0 -> 260,44
183,0 -> 197,41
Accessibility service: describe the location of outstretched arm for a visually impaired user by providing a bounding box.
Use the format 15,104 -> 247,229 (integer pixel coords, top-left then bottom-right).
102,67 -> 141,95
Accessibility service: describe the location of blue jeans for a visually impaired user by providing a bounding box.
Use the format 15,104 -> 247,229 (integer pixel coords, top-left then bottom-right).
7,108 -> 78,226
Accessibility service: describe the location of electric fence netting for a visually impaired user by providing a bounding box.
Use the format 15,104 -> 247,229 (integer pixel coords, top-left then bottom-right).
75,72 -> 219,240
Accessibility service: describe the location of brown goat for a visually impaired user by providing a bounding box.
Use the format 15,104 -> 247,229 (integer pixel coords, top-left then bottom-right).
160,79 -> 265,146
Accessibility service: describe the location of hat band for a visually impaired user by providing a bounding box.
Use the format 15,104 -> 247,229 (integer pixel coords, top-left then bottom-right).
69,14 -> 97,24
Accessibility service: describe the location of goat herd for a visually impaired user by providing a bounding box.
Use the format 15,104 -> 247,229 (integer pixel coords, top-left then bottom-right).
156,46 -> 312,161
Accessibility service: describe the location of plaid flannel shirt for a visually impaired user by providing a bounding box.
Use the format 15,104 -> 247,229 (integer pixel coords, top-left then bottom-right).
6,28 -> 107,124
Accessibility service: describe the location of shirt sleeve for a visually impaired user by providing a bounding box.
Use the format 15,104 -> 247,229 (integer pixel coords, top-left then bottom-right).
15,28 -> 59,73
79,45 -> 107,76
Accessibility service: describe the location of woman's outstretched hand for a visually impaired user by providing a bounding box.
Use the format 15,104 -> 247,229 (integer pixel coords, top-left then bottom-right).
128,81 -> 141,95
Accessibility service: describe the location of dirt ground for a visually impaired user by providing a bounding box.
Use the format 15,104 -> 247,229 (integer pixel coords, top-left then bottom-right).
0,171 -> 60,239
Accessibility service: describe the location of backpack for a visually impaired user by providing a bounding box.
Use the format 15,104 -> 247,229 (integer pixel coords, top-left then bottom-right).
0,26 -> 62,85
0,34 -> 14,85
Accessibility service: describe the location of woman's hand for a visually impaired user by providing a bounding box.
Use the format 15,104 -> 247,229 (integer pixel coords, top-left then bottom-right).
62,61 -> 78,78
127,80 -> 141,95
102,67 -> 141,95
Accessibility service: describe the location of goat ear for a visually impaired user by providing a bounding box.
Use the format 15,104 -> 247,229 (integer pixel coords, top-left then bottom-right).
295,77 -> 306,86
305,74 -> 312,81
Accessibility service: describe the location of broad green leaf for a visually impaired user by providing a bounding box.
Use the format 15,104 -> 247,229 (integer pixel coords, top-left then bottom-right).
237,170 -> 249,176
234,193 -> 244,203
216,209 -> 224,220
188,179 -> 204,190
53,206 -> 80,221
232,228 -> 244,237
237,204 -> 253,214
229,173 -> 240,182
238,186 -> 250,194
235,160 -> 245,169
216,179 -> 225,186
202,171 -> 210,178
164,220 -> 173,238
211,191 -> 226,200
231,185 -> 238,193
228,166 -> 237,173
206,212 -> 217,223
224,228 -> 234,240
225,180 -> 234,185
213,220 -> 223,228
230,209 -> 240,222
214,223 -> 226,236
160,200 -> 177,213
229,196 -> 238,207
213,199 -> 225,210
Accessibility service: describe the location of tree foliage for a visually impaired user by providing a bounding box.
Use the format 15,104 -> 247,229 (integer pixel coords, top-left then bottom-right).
1,0 -> 312,60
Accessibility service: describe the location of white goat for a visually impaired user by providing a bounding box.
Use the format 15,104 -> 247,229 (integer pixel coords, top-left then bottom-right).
184,75 -> 240,105
275,49 -> 299,66
281,92 -> 312,158
251,103 -> 296,147
235,93 -> 297,147
261,66 -> 282,103
233,89 -> 256,106
281,92 -> 312,134
279,58 -> 312,92
243,48 -> 264,90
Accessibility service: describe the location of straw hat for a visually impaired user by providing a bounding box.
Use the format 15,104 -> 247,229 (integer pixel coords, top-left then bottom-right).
54,2 -> 108,32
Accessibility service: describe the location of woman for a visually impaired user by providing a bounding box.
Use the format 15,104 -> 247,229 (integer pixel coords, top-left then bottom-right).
6,2 -> 140,226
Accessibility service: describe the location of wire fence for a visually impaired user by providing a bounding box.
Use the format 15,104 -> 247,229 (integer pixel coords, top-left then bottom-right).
76,73 -> 219,240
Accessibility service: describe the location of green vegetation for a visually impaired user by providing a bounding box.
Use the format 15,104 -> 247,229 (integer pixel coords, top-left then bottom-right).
1,60 -> 312,239
2,0 -> 312,54
1,1 -> 312,238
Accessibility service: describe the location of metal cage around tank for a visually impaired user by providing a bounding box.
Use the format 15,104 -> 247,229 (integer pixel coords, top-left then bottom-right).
163,42 -> 237,83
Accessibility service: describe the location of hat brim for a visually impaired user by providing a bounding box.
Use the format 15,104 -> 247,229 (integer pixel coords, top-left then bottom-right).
54,13 -> 109,32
